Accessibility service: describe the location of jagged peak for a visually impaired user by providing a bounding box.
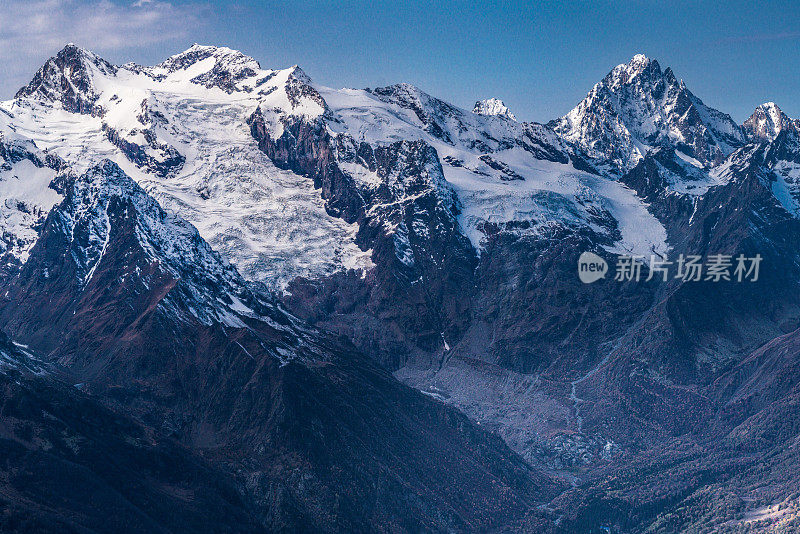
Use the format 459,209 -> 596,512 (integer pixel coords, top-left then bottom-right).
369,82 -> 429,111
604,53 -> 665,89
58,43 -> 85,54
370,82 -> 469,122
156,43 -> 261,73
370,82 -> 453,110
143,44 -> 266,93
744,101 -> 797,143
55,43 -> 97,59
753,101 -> 789,122
628,53 -> 656,71
184,43 -> 253,60
187,43 -> 220,52
374,81 -> 423,95
50,43 -> 116,74
15,43 -> 116,113
472,98 -> 516,121
558,54 -> 744,172
287,65 -> 312,84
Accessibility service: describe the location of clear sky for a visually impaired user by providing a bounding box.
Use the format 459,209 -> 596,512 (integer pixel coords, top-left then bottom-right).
2,0 -> 799,123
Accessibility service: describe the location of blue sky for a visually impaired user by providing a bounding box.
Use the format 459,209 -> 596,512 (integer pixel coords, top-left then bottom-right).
2,0 -> 799,123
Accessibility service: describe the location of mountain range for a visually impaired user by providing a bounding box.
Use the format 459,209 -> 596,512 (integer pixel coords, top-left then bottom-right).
2,43 -> 800,532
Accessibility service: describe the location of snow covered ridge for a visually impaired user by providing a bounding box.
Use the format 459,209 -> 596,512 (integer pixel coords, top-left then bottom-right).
1,43 -> 669,273
473,98 -> 517,121
268,77 -> 670,257
54,159 -> 295,331
1,44 -> 371,290
62,160 -> 234,285
3,44 -> 800,284
16,43 -> 117,115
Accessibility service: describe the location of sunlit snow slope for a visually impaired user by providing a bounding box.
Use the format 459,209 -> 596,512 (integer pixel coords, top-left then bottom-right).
2,44 -> 671,289
1,45 -> 372,290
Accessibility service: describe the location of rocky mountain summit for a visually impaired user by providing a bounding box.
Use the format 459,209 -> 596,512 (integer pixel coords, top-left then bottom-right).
2,44 -> 800,532
743,101 -> 800,143
473,97 -> 517,120
554,54 -> 744,173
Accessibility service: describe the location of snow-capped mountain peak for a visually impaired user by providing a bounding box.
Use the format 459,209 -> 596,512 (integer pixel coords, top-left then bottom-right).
3,43 -> 671,288
147,43 -> 264,93
555,54 -> 744,173
629,52 -> 651,66
15,43 -> 117,114
287,64 -> 312,84
605,53 -> 661,88
1,44 -> 370,291
158,43 -> 259,69
743,102 -> 799,143
472,98 -> 516,120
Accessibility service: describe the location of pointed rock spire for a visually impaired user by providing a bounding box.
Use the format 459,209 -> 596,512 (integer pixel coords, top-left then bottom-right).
555,54 -> 744,172
472,98 -> 516,121
15,43 -> 116,114
743,102 -> 799,143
